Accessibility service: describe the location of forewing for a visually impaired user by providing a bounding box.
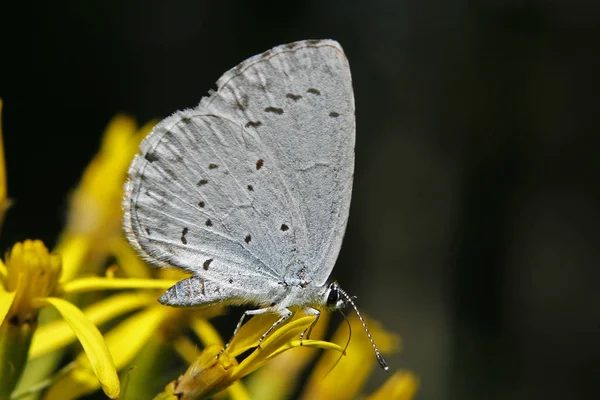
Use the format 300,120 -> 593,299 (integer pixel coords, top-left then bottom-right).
201,39 -> 355,286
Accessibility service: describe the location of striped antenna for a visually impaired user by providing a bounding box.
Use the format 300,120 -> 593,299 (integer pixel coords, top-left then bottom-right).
335,285 -> 389,371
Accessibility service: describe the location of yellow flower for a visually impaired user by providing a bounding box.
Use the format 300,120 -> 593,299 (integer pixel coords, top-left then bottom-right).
152,310 -> 419,400
38,270 -> 220,399
0,240 -> 119,398
0,105 -> 171,399
157,312 -> 344,399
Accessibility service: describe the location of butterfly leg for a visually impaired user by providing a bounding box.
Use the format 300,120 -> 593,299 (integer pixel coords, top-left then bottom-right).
256,308 -> 292,348
299,307 -> 320,345
219,307 -> 273,357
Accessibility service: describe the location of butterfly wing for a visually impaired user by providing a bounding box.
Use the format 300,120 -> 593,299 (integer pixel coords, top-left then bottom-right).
123,40 -> 354,308
201,39 -> 355,287
124,110 -> 301,306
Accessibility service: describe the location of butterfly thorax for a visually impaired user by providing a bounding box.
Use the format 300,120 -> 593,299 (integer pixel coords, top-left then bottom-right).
272,279 -> 329,311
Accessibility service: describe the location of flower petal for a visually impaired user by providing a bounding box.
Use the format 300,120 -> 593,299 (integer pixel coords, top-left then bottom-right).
174,336 -> 202,364
301,314 -> 400,400
30,292 -> 156,358
39,297 -> 119,398
226,313 -> 283,356
0,288 -> 16,325
265,339 -> 343,361
227,381 -> 251,400
227,311 -> 313,357
366,370 -> 419,400
231,315 -> 340,380
190,317 -> 224,348
55,235 -> 91,282
60,277 -> 177,294
110,237 -> 152,278
95,305 -> 168,369
169,344 -> 236,398
245,311 -> 332,400
43,364 -> 101,400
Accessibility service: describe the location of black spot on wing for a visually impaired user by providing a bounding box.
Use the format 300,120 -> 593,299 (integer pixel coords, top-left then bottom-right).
256,159 -> 264,170
262,50 -> 271,57
198,179 -> 208,186
181,117 -> 192,124
144,151 -> 159,163
307,88 -> 321,95
280,224 -> 289,231
181,227 -> 188,245
145,227 -> 151,235
307,39 -> 320,45
247,185 -> 254,191
245,121 -> 262,128
245,234 -> 251,244
286,93 -> 302,101
229,278 -> 233,284
208,163 -> 218,169
205,219 -> 213,227
264,107 -> 284,115
203,259 -> 212,270
286,42 -> 298,49
329,112 -> 340,118
198,200 -> 205,208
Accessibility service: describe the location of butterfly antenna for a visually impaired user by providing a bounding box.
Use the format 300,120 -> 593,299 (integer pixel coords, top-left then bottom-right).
337,287 -> 389,371
324,310 -> 352,378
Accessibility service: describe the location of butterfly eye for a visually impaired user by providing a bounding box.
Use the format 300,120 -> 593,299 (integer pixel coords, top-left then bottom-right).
326,286 -> 340,308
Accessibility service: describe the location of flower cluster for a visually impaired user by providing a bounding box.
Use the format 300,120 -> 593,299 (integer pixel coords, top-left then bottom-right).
0,99 -> 417,399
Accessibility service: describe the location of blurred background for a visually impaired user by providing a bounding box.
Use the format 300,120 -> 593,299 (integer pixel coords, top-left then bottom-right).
1,1 -> 598,399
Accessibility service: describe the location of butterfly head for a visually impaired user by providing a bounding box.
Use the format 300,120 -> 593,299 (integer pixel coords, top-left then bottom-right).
322,281 -> 390,371
324,281 -> 346,310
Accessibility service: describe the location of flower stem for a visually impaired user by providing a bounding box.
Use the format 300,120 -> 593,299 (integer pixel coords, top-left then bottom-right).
0,318 -> 35,399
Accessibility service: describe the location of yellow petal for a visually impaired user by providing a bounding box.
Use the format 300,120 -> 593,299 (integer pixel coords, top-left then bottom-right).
44,364 -> 105,400
227,381 -> 251,400
174,336 -> 202,364
231,315 -> 342,380
54,235 -> 91,282
0,258 -> 6,279
48,306 -> 169,399
92,305 -> 168,370
61,276 -> 177,294
0,288 -> 16,325
190,317 -> 224,348
39,297 -> 119,398
226,311 -> 310,357
366,370 -> 419,400
30,292 -> 156,358
245,311 -> 331,400
171,335 -> 253,400
110,237 -> 152,279
301,314 -> 400,400
265,339 -> 343,361
168,344 -> 236,399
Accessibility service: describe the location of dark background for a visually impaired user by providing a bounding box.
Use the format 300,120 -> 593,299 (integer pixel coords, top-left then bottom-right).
1,1 -> 598,399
